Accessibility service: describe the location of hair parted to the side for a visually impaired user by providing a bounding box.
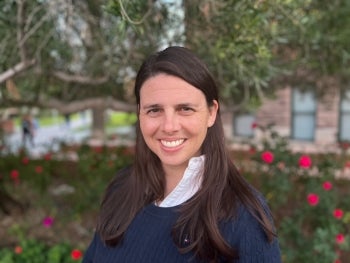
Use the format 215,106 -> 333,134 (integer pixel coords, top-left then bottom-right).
96,46 -> 276,262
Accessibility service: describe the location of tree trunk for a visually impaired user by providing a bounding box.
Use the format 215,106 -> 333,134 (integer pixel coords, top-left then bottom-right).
91,107 -> 105,140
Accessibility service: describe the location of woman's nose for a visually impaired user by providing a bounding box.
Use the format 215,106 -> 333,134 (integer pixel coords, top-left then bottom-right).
162,112 -> 180,133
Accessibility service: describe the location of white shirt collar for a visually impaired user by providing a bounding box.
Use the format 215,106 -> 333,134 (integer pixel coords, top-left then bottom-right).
157,155 -> 205,207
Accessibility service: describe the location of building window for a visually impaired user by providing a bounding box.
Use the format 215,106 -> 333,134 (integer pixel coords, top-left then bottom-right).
291,89 -> 316,141
339,90 -> 350,142
233,113 -> 255,138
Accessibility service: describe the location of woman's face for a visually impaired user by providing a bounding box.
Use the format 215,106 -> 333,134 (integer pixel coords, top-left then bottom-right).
139,74 -> 218,173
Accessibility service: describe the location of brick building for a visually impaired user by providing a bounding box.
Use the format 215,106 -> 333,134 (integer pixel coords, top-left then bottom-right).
222,87 -> 350,153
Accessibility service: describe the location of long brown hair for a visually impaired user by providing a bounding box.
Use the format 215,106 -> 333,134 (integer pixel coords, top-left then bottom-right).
97,46 -> 276,262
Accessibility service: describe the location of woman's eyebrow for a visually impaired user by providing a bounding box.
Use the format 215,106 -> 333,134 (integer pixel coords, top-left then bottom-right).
141,103 -> 162,110
177,103 -> 196,107
142,102 -> 198,109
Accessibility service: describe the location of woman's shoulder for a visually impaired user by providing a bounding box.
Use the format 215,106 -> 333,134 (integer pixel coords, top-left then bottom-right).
222,193 -> 281,262
222,186 -> 273,238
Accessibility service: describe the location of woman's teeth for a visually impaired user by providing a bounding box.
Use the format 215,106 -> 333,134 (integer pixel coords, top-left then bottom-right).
161,139 -> 184,148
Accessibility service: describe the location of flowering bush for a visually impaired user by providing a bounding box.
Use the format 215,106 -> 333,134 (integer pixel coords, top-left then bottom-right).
243,125 -> 350,263
0,143 -> 134,262
0,239 -> 83,263
1,128 -> 349,262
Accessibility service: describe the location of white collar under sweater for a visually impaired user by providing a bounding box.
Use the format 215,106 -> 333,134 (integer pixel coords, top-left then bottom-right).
158,155 -> 205,207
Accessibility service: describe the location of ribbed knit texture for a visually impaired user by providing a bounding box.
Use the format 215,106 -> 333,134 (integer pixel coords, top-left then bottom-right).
82,202 -> 281,263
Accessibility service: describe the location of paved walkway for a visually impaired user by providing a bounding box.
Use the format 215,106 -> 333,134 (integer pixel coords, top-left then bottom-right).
3,116 -> 135,157
3,117 -> 91,157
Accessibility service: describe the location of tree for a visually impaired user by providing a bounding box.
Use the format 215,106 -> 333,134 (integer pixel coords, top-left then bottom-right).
270,0 -> 350,96
183,0 -> 350,111
2,0 -> 349,138
0,0 -> 176,138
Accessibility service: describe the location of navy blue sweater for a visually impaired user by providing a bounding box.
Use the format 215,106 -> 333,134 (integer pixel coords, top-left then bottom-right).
82,201 -> 281,263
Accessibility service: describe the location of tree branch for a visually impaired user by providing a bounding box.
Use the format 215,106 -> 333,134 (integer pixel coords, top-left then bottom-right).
52,71 -> 109,85
42,97 -> 136,114
0,59 -> 36,84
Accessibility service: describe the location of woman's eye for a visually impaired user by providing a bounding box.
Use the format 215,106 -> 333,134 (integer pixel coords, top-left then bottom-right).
146,108 -> 161,116
180,107 -> 194,114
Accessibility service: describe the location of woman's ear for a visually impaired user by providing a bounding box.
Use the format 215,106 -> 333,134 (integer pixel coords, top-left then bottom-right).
207,100 -> 219,128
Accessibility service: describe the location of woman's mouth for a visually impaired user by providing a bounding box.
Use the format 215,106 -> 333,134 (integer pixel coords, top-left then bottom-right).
160,139 -> 185,148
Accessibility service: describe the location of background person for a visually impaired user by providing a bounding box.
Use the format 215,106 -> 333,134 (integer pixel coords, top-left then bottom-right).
21,114 -> 35,147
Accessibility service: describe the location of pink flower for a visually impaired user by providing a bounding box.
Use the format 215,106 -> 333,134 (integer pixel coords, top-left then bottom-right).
307,193 -> 319,206
333,209 -> 344,219
323,181 -> 333,191
298,155 -> 312,168
251,122 -> 258,129
261,151 -> 274,164
71,249 -> 83,260
335,233 -> 345,244
42,216 -> 54,227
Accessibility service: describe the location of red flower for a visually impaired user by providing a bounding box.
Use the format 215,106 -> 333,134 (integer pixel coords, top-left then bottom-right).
345,161 -> 350,168
44,153 -> 52,161
35,166 -> 43,174
10,170 -> 19,180
22,157 -> 29,165
298,155 -> 312,169
71,249 -> 83,260
323,181 -> 333,191
261,151 -> 274,164
307,193 -> 319,206
335,234 -> 345,244
334,259 -> 341,263
93,146 -> 103,153
249,146 -> 256,155
333,209 -> 344,219
251,122 -> 258,129
14,246 -> 22,254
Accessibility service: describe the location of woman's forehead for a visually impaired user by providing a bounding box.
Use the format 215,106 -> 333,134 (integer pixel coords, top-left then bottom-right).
139,75 -> 206,104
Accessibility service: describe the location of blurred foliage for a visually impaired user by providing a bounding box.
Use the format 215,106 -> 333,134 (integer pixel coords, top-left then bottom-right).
183,0 -> 350,109
1,0 -> 349,113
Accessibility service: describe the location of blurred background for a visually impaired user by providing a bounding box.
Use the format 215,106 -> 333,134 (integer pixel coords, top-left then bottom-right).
0,0 -> 349,262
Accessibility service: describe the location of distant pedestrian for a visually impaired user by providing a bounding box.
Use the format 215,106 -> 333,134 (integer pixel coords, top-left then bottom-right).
21,114 -> 35,147
64,113 -> 71,128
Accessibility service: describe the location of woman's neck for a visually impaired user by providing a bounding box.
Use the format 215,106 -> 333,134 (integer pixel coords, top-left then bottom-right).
162,165 -> 187,197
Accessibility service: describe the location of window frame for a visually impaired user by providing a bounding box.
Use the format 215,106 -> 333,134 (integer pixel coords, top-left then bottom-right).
338,90 -> 350,142
233,112 -> 255,138
291,88 -> 317,141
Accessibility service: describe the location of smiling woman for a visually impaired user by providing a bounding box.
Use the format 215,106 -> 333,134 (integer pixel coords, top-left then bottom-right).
82,46 -> 282,263
139,74 -> 218,184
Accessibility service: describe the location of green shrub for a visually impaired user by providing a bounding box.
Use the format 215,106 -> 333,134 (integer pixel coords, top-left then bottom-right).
244,124 -> 350,263
0,239 -> 83,263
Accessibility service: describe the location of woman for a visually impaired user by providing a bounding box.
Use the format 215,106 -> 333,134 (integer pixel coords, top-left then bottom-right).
82,46 -> 281,263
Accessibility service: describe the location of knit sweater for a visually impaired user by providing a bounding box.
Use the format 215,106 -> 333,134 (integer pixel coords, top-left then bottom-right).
82,201 -> 281,263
